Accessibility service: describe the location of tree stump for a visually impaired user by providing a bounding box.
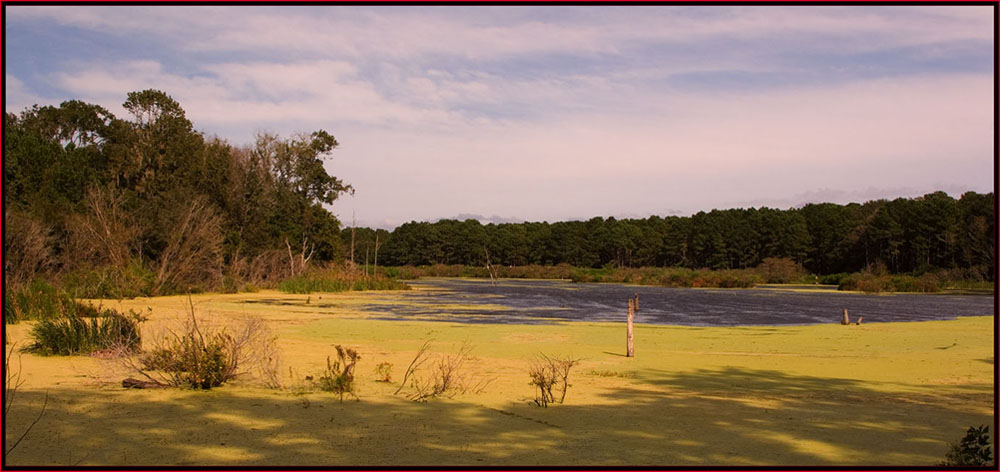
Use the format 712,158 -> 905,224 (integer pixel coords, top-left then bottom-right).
856,317 -> 863,325
627,299 -> 635,357
841,308 -> 850,325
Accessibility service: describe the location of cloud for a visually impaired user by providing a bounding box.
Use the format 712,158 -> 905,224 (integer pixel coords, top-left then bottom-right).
5,5 -> 993,227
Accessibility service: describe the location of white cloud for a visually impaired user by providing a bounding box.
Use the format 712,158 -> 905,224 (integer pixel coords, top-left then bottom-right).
5,5 -> 993,226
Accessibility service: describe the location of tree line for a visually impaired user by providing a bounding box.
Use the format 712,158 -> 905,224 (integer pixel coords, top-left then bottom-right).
347,192 -> 994,280
5,90 -> 994,299
5,90 -> 352,296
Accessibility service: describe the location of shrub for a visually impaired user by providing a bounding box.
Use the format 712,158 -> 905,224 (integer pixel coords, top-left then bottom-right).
60,259 -> 155,299
528,354 -> 581,407
124,299 -> 281,389
317,345 -> 360,401
400,342 -> 490,402
755,257 -> 807,284
27,305 -> 144,356
374,361 -> 393,382
942,425 -> 993,466
819,273 -> 850,285
838,273 -> 941,293
141,332 -> 230,389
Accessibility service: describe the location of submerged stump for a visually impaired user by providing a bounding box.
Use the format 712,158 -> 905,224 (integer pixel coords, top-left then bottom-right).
627,298 -> 635,357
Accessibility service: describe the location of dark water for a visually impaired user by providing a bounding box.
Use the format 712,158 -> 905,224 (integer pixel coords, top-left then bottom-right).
363,278 -> 995,326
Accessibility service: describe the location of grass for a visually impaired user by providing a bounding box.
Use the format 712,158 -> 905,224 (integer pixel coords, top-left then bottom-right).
587,369 -> 638,379
384,264 -> 994,293
278,272 -> 410,294
4,280 -> 75,324
26,305 -> 144,356
3,289 -> 994,466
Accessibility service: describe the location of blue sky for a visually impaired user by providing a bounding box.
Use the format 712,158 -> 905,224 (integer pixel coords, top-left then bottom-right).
4,5 -> 994,229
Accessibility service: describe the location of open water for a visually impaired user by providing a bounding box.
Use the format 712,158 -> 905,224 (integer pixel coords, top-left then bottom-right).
362,278 -> 995,326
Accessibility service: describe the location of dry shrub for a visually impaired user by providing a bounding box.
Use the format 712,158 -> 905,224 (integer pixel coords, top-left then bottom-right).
4,211 -> 55,288
398,341 -> 491,402
67,186 -> 138,272
115,297 -> 281,389
528,354 -> 581,407
152,196 -> 224,295
243,250 -> 292,287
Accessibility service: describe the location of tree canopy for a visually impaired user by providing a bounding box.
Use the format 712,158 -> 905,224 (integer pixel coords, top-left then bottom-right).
4,90 -> 353,295
353,193 -> 994,280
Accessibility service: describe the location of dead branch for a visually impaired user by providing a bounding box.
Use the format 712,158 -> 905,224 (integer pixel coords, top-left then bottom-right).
395,340 -> 432,395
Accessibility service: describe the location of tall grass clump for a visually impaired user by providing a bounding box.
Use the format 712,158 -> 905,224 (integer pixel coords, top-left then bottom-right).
278,269 -> 409,294
26,304 -> 144,356
60,259 -> 155,299
4,279 -> 75,324
387,263 -> 576,280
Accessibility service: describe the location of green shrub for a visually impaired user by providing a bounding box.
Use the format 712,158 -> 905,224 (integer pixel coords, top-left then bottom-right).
317,345 -> 360,401
942,425 -> 993,466
5,280 -> 76,324
141,332 -> 230,389
892,274 -> 940,293
26,305 -> 144,356
132,306 -> 281,390
819,273 -> 851,285
61,260 -> 154,299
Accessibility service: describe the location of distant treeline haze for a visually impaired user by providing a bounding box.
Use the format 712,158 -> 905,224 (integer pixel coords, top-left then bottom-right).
354,193 -> 994,280
4,90 -> 995,299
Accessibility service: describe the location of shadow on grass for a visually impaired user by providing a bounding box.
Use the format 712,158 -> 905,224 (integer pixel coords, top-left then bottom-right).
4,364 -> 992,467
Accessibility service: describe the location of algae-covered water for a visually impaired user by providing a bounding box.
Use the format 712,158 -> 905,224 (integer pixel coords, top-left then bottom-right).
364,278 -> 994,326
6,285 -> 993,466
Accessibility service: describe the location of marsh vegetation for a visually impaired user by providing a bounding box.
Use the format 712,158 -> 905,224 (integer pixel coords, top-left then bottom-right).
2,289 -> 993,466
3,89 -> 994,466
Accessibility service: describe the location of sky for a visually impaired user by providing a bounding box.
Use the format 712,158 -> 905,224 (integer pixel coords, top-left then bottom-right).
4,5 -> 995,229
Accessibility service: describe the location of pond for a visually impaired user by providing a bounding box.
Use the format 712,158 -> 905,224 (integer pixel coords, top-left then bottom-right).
361,278 -> 995,326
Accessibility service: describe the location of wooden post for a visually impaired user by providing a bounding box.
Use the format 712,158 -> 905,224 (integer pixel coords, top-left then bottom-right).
633,292 -> 639,312
841,308 -> 850,325
627,298 -> 635,357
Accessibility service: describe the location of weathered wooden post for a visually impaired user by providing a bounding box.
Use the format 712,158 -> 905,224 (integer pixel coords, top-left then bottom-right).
627,298 -> 635,357
841,308 -> 850,325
